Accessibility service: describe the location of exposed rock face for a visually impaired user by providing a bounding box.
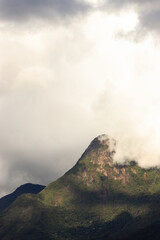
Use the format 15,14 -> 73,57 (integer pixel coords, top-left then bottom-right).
1,134 -> 160,240
80,134 -> 116,168
85,134 -> 116,156
74,134 -> 130,185
131,168 -> 137,174
97,134 -> 117,152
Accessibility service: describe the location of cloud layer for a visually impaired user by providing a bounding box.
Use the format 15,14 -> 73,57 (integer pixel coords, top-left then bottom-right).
104,0 -> 160,34
0,1 -> 160,197
0,0 -> 90,22
0,0 -> 160,35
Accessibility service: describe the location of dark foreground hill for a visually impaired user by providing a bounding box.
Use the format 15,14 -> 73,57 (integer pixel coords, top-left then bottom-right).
0,183 -> 45,213
0,134 -> 160,240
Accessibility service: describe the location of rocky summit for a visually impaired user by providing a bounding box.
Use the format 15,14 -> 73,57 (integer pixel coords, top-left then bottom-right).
1,134 -> 160,240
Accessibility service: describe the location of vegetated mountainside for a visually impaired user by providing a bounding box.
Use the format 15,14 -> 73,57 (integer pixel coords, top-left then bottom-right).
0,134 -> 160,240
0,183 -> 45,213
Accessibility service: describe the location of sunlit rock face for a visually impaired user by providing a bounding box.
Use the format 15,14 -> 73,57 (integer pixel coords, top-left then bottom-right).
69,135 -> 128,186
1,135 -> 160,240
83,134 -> 117,158
92,134 -> 116,149
87,135 -> 116,169
69,134 -> 136,186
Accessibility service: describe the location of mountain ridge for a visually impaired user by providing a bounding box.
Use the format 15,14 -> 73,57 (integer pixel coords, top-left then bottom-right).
0,183 -> 45,213
0,134 -> 160,240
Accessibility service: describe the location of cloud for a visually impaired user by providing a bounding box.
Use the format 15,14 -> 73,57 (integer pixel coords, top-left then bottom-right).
104,0 -> 159,10
1,2 -> 160,197
1,0 -> 160,37
0,20 -> 98,196
139,9 -> 160,32
0,0 -> 90,22
101,0 -> 160,35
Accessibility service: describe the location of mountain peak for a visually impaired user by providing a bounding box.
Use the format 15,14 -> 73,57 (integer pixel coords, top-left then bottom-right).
2,135 -> 160,240
79,134 -> 117,164
89,134 -> 116,153
67,134 -> 117,183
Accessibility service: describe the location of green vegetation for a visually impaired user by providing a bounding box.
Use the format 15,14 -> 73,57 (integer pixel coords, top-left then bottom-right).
0,136 -> 160,240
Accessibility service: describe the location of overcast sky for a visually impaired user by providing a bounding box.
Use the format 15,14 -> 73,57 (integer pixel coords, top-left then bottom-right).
0,0 -> 160,196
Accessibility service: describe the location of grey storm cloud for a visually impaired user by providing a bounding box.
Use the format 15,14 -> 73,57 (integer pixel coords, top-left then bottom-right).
103,0 -> 160,34
139,10 -> 160,32
105,0 -> 159,9
1,0 -> 160,197
0,0 -> 90,22
1,0 -> 160,34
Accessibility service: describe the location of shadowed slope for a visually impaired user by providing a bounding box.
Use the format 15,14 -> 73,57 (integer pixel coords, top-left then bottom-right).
0,134 -> 160,240
0,183 -> 45,213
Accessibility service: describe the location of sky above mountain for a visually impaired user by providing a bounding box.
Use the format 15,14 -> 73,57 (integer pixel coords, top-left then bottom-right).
0,0 -> 160,196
